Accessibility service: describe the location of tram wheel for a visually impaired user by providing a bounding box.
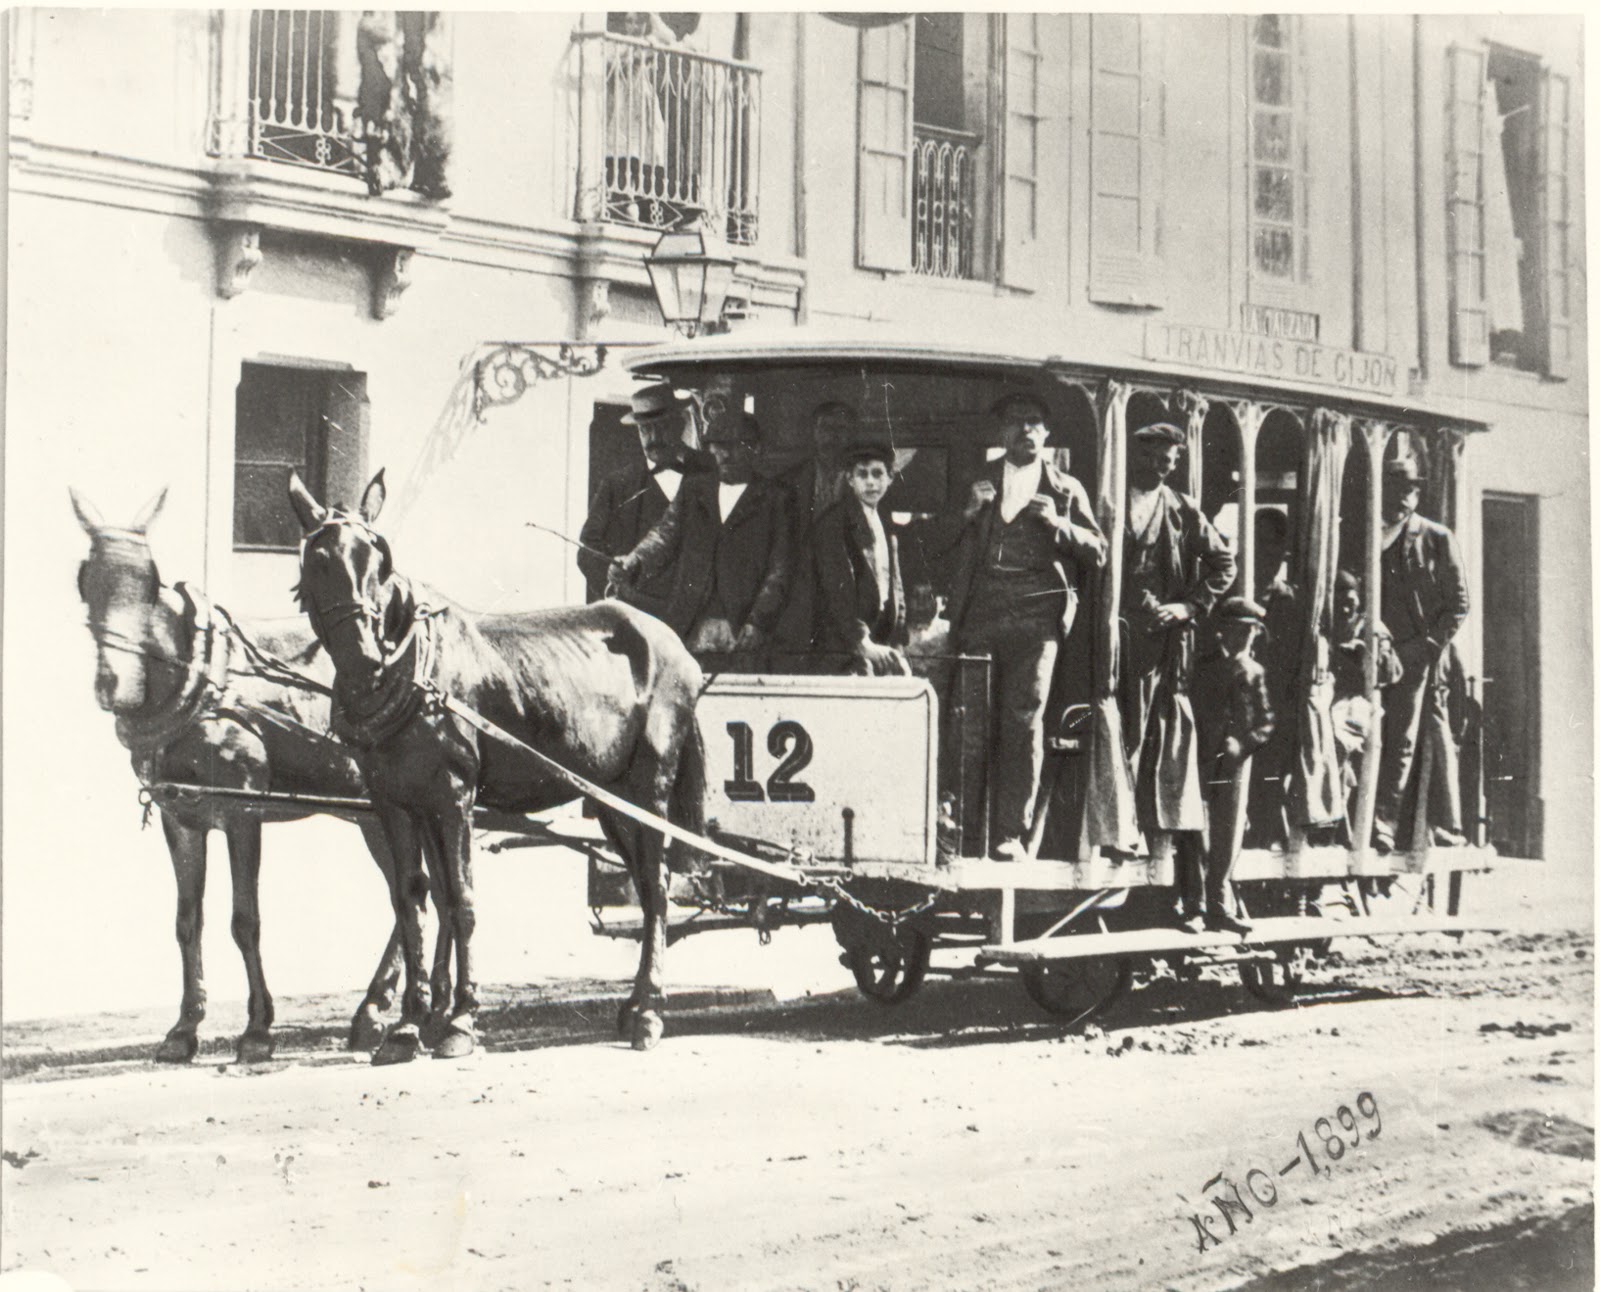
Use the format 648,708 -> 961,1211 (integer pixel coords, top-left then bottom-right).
1238,944 -> 1320,1007
1020,957 -> 1133,1028
846,932 -> 932,1006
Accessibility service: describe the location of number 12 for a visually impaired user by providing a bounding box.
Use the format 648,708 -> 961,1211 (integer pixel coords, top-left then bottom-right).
725,720 -> 816,803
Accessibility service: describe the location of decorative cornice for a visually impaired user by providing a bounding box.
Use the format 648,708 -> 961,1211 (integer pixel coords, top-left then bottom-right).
206,161 -> 452,250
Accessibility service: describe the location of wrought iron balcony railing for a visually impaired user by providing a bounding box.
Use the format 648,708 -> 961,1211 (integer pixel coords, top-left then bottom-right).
912,124 -> 978,279
576,31 -> 761,247
246,10 -> 366,179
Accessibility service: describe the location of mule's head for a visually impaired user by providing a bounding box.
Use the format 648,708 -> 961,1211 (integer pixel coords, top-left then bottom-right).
289,469 -> 402,694
71,486 -> 169,712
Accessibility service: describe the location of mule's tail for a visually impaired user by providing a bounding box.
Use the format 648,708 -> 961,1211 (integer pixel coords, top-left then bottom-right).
667,715 -> 707,873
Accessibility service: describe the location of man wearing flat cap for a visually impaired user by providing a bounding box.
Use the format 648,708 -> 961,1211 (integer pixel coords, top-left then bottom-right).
812,438 -> 910,676
1188,596 -> 1277,933
944,390 -> 1108,861
1373,453 -> 1469,853
609,409 -> 793,672
1121,420 -> 1236,905
578,382 -> 712,617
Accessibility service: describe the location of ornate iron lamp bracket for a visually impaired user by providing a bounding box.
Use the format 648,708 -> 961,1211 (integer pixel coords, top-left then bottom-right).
471,342 -> 608,421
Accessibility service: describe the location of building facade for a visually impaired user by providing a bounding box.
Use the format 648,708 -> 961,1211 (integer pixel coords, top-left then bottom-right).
3,11 -> 1587,1009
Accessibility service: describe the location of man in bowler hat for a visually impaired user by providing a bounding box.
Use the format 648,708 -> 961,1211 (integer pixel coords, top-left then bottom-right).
578,382 -> 712,616
1373,454 -> 1469,853
944,391 -> 1107,861
609,410 -> 793,672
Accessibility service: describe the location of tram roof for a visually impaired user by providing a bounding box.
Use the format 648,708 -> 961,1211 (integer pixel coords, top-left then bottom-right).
622,331 -> 1491,432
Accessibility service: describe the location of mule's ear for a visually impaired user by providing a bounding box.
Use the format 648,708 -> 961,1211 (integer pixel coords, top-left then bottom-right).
131,486 -> 168,534
69,487 -> 104,535
287,470 -> 328,532
359,468 -> 387,525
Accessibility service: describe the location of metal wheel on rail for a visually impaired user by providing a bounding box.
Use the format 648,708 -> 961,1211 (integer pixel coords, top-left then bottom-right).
846,931 -> 932,1005
1020,957 -> 1133,1027
1238,942 -> 1325,1007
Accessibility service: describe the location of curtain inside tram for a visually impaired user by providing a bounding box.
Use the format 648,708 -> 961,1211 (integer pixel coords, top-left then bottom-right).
1289,409 -> 1350,827
1085,380 -> 1140,849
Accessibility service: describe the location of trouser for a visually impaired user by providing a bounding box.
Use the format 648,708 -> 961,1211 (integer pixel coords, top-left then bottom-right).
1172,773 -> 1243,917
1374,656 -> 1460,843
957,621 -> 1060,845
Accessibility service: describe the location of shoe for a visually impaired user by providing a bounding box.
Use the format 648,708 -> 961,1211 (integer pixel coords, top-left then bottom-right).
1372,830 -> 1395,857
990,838 -> 1029,863
1204,911 -> 1253,936
1176,913 -> 1207,935
1431,827 -> 1468,848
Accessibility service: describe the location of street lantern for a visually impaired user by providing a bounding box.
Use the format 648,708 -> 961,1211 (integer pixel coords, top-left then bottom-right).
645,225 -> 738,338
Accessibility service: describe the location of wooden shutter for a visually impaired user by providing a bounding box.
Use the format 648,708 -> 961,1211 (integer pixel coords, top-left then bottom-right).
1445,44 -> 1489,367
1540,69 -> 1572,380
320,372 -> 371,513
856,19 -> 914,272
1088,15 -> 1164,305
999,13 -> 1045,288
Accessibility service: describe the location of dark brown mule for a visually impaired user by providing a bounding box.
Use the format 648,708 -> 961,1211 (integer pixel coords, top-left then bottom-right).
288,469 -> 706,1063
72,486 -> 412,1062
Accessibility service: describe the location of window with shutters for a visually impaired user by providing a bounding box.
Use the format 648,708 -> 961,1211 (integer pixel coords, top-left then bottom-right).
234,363 -> 370,552
1247,15 -> 1310,295
1087,14 -> 1164,306
1446,43 -> 1571,378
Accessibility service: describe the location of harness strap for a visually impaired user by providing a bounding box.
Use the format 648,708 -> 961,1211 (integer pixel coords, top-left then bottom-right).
428,687 -> 825,887
114,583 -> 232,758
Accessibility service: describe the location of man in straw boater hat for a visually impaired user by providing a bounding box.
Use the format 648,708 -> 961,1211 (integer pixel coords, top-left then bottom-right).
810,435 -> 911,676
944,389 -> 1107,862
577,381 -> 711,617
1373,452 -> 1469,853
1188,596 -> 1278,934
1120,420 -> 1236,927
608,408 -> 793,673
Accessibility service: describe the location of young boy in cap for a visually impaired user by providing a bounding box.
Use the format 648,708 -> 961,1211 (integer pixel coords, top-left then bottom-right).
578,381 -> 711,616
811,438 -> 910,676
609,410 -> 793,672
1188,596 -> 1277,933
944,390 -> 1107,861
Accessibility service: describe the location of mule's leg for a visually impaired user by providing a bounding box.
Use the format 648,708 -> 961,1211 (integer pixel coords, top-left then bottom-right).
630,811 -> 673,1052
223,819 -> 276,1063
421,831 -> 457,1048
155,813 -> 208,1063
371,807 -> 430,1066
349,820 -> 404,1051
594,810 -> 644,1036
427,800 -> 480,1060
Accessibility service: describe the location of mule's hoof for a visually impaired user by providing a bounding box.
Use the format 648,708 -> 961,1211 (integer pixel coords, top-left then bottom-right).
348,1011 -> 386,1053
616,999 -> 639,1037
431,1026 -> 477,1061
630,1011 -> 664,1052
154,1031 -> 198,1064
235,1031 -> 275,1065
420,1012 -> 453,1049
371,1025 -> 422,1067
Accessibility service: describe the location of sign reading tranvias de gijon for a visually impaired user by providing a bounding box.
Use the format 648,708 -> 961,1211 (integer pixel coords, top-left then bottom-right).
1144,321 -> 1401,399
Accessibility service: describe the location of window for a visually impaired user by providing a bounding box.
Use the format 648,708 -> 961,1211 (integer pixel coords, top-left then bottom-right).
1247,15 -> 1309,290
248,11 -> 363,178
1447,43 -> 1571,377
910,14 -> 980,278
1088,14 -> 1164,305
234,363 -> 369,551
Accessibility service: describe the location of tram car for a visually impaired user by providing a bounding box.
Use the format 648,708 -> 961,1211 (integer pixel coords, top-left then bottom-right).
585,335 -> 1502,1024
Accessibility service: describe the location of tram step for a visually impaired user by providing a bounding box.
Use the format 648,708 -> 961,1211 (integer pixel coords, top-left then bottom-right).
978,914 -> 1507,965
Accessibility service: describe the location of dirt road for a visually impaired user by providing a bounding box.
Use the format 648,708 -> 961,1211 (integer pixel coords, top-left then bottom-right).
3,867 -> 1592,1292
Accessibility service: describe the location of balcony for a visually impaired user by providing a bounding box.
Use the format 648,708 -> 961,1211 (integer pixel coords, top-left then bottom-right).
911,124 -> 977,279
574,31 -> 760,247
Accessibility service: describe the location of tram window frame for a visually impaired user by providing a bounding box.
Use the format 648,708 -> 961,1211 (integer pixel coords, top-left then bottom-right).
232,361 -> 369,553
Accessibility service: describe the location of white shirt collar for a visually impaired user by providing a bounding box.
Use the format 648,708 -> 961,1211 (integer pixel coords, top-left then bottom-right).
653,467 -> 682,502
717,480 -> 748,521
1000,458 -> 1044,523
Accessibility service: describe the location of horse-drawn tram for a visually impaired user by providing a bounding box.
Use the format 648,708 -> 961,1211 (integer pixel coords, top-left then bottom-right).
582,336 -> 1504,1024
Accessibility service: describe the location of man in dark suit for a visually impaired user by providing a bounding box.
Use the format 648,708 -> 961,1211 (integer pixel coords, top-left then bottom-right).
944,391 -> 1108,860
609,410 -> 792,673
577,382 -> 711,617
1374,455 -> 1470,853
772,400 -> 856,663
812,439 -> 909,676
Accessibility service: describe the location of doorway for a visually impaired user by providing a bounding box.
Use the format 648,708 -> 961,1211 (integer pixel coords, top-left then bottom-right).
1480,492 -> 1542,856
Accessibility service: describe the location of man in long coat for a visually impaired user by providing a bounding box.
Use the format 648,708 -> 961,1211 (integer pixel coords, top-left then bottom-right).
772,400 -> 857,663
577,382 -> 712,617
945,391 -> 1107,860
609,410 -> 792,673
1374,455 -> 1469,852
1118,421 -> 1236,919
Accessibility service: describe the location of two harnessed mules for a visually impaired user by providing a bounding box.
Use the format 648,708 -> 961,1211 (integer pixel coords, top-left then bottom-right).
73,486 -> 413,1062
289,469 -> 707,1062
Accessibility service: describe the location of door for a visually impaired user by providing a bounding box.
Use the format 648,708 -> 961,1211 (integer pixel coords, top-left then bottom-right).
1480,493 -> 1542,856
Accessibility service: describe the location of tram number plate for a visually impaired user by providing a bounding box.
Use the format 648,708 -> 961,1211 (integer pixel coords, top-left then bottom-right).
697,676 -> 938,866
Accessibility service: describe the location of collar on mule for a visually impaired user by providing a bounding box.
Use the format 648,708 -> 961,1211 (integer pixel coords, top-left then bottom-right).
330,599 -> 446,750
115,582 -> 233,766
